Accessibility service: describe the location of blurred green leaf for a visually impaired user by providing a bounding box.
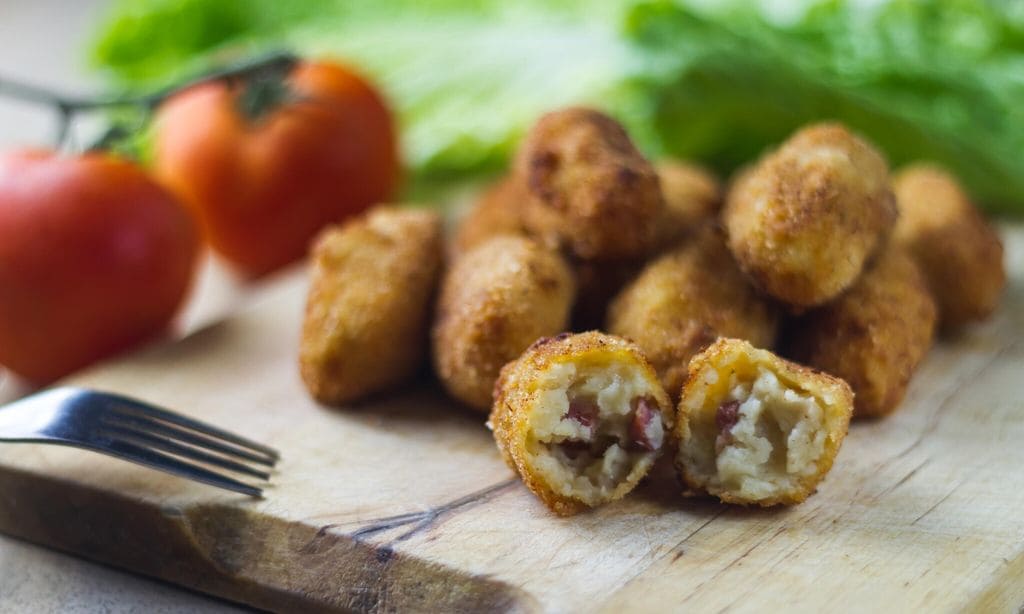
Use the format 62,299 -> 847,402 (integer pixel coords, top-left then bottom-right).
90,0 -> 1024,213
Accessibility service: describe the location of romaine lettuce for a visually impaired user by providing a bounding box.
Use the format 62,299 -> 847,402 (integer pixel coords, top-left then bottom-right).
90,0 -> 1024,212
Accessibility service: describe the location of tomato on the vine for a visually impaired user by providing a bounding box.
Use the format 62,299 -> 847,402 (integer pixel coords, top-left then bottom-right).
153,59 -> 399,277
0,150 -> 199,383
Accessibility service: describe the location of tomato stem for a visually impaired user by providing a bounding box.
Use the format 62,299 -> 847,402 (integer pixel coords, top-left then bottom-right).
0,51 -> 299,148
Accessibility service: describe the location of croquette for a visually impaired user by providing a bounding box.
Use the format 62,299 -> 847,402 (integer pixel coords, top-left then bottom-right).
300,207 -> 443,405
450,175 -> 527,258
490,331 -> 673,515
653,159 -> 722,249
433,236 -> 575,410
675,338 -> 853,506
515,107 -> 664,261
607,224 -> 779,401
569,161 -> 722,330
786,247 -> 937,418
722,123 -> 898,307
892,164 -> 1005,330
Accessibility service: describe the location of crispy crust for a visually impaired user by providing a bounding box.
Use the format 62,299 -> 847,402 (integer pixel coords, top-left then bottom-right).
432,236 -> 575,410
653,160 -> 722,250
892,164 -> 1005,330
607,224 -> 779,401
786,247 -> 937,418
450,175 -> 528,259
722,123 -> 897,307
299,206 -> 443,405
674,338 -> 853,506
515,107 -> 664,261
490,331 -> 672,515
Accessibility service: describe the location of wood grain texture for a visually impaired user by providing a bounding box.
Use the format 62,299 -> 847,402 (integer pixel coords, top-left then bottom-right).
0,226 -> 1021,613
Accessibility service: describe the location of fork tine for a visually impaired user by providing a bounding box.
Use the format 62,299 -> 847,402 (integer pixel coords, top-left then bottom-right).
101,424 -> 271,480
96,439 -> 263,497
101,392 -> 280,460
102,410 -> 277,467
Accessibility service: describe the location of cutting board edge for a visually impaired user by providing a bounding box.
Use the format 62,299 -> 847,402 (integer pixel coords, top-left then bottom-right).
0,462 -> 540,613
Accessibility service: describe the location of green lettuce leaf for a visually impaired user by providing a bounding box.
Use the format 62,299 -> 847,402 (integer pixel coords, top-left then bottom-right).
90,0 -> 1024,212
626,0 -> 1024,213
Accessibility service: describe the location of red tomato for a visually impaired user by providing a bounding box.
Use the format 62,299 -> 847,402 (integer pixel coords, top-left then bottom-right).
153,59 -> 399,277
0,150 -> 199,383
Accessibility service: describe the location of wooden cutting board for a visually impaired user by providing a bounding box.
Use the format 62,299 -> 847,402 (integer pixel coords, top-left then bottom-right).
0,226 -> 1022,613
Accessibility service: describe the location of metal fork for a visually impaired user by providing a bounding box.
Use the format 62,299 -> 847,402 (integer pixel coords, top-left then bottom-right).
0,387 -> 279,497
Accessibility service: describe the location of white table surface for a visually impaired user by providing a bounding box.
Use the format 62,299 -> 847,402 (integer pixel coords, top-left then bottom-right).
0,2 -> 248,612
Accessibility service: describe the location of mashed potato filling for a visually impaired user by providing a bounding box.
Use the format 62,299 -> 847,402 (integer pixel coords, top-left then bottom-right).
712,368 -> 826,500
525,361 -> 663,505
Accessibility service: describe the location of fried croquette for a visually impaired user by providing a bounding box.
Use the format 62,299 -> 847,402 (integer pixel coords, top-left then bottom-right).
786,247 -> 937,418
490,331 -> 673,515
722,123 -> 898,307
607,224 -> 779,401
433,236 -> 575,410
300,207 -> 443,405
892,164 -> 1005,330
515,107 -> 664,261
571,157 -> 720,328
675,338 -> 853,506
450,175 -> 527,258
654,160 -> 722,249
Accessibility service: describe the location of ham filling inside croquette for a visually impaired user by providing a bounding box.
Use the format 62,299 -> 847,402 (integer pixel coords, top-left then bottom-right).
696,368 -> 826,500
527,362 -> 664,504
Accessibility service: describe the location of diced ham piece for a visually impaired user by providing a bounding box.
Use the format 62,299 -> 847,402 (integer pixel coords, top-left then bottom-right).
629,397 -> 663,451
716,400 -> 740,431
566,397 -> 598,428
715,400 -> 741,453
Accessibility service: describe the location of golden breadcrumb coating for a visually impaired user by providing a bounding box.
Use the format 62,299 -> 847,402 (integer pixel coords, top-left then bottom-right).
515,107 -> 664,261
654,159 -> 722,249
607,224 -> 779,401
490,331 -> 672,515
675,338 -> 853,506
432,236 -> 575,410
722,123 -> 898,307
450,175 -> 527,258
786,247 -> 937,418
300,206 -> 443,405
892,164 -> 1005,330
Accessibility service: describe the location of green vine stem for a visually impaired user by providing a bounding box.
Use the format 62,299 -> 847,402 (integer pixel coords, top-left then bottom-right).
0,50 -> 298,149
